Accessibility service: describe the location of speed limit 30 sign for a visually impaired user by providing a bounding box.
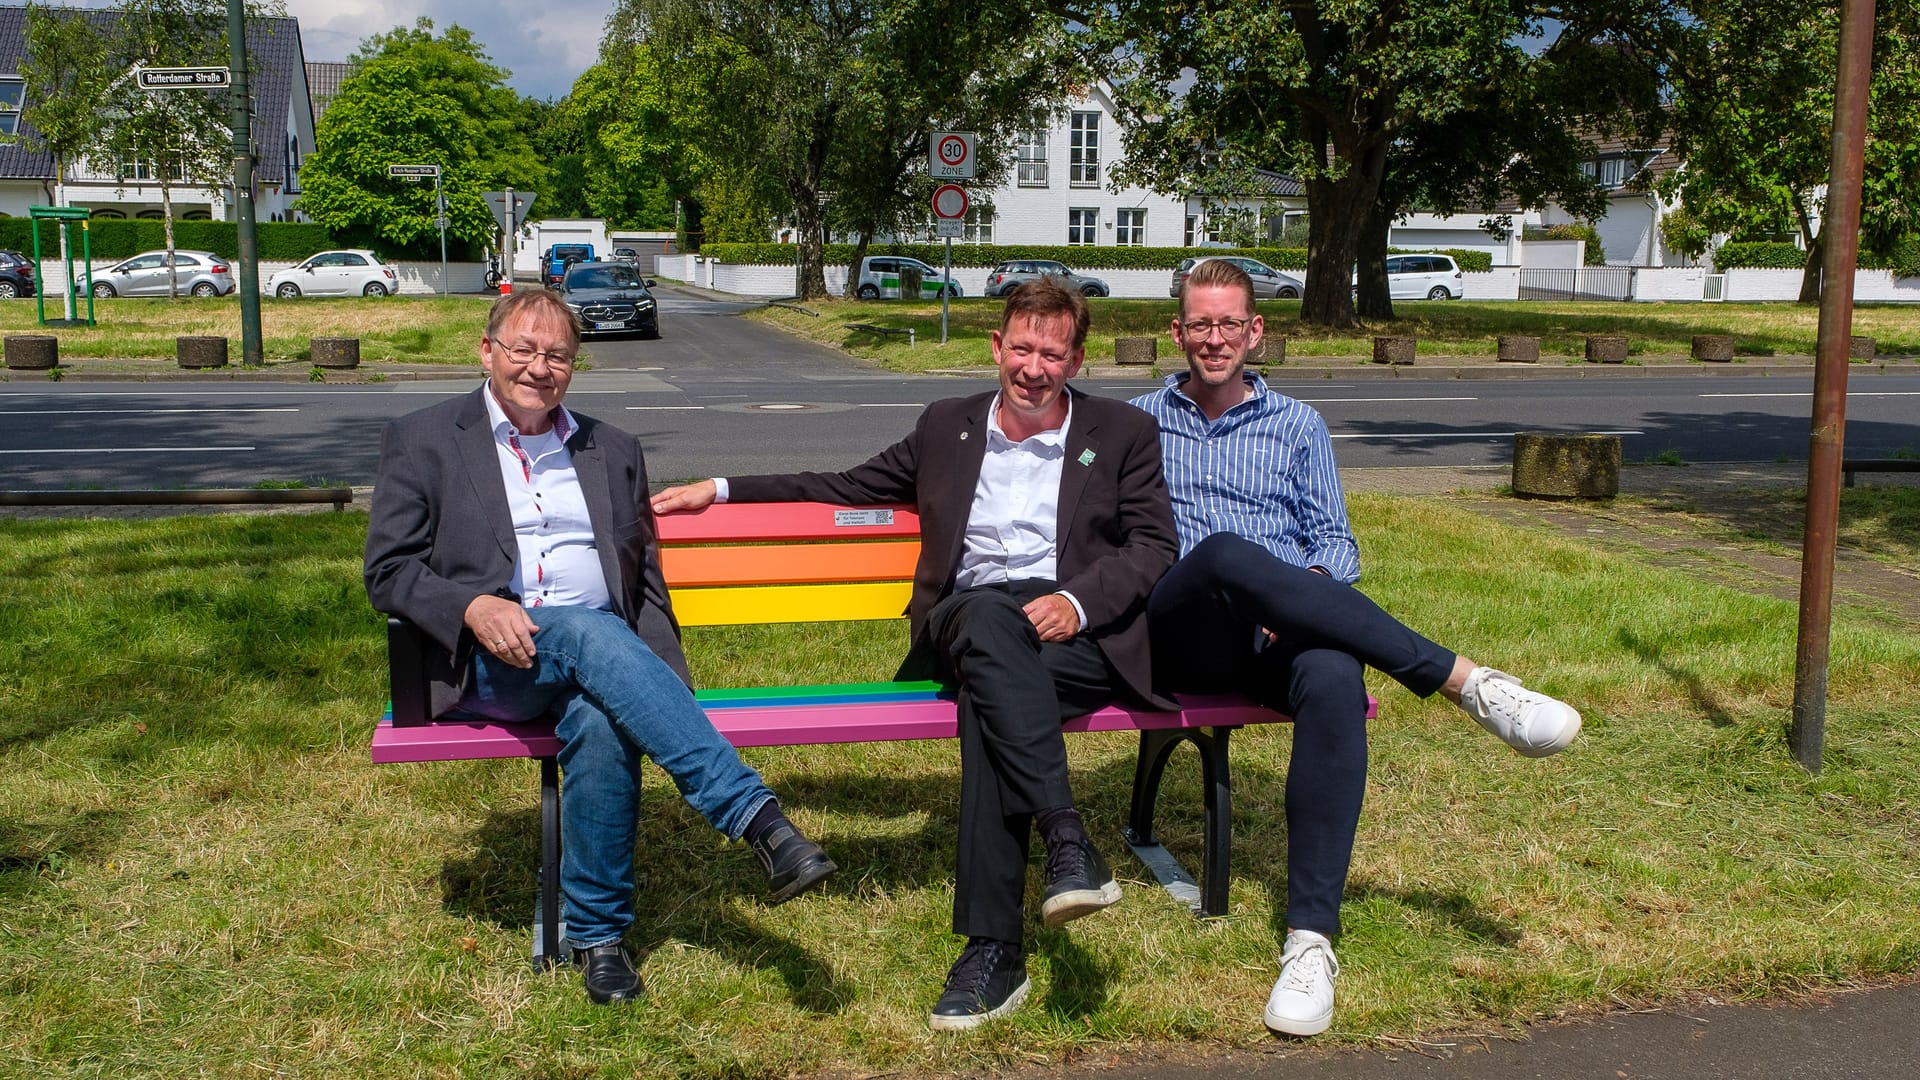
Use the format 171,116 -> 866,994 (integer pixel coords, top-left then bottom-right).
930,132 -> 976,179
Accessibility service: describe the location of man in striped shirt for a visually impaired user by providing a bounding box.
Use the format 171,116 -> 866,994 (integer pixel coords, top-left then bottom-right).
1130,257 -> 1581,1038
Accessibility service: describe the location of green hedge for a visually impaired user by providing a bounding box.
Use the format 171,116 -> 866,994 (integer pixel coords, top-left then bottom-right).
1,218 -> 350,262
702,243 -> 1495,273
1713,241 -> 1807,270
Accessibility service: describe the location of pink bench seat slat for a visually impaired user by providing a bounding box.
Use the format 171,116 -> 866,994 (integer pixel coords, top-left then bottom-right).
654,501 -> 921,543
370,694 -> 1377,764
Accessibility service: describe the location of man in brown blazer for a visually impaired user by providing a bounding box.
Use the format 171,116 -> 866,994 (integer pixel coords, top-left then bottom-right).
653,278 -> 1179,1031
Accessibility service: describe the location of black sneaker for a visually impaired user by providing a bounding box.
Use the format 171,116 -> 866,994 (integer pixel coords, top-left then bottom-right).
1040,835 -> 1122,928
929,938 -> 1030,1031
571,941 -> 643,1005
748,812 -> 838,904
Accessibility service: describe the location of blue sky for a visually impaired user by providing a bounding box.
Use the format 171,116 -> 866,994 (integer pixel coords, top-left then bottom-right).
287,0 -> 614,100
57,0 -> 616,101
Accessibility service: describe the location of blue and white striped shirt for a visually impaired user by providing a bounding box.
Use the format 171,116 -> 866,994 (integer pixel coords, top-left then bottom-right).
1130,372 -> 1361,582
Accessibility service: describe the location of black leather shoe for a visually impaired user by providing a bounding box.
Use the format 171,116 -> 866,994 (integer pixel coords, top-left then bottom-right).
929,938 -> 1030,1031
1040,835 -> 1122,928
571,942 -> 643,1005
749,813 -> 838,904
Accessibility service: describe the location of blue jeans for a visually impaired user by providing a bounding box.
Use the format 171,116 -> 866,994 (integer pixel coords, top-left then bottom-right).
453,605 -> 774,948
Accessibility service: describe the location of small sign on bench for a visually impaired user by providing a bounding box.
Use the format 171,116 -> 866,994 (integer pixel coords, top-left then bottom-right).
834,508 -> 895,527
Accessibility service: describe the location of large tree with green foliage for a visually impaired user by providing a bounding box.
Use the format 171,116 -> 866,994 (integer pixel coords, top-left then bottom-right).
1663,0 -> 1920,302
296,18 -> 543,257
606,0 -> 1079,299
1084,2 -> 1683,326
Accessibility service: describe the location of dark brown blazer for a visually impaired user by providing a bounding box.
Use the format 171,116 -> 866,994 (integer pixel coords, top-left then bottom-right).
729,387 -> 1178,707
364,386 -> 690,718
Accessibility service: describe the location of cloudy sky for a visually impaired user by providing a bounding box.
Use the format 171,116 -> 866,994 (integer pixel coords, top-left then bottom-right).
285,0 -> 616,100
60,0 -> 617,101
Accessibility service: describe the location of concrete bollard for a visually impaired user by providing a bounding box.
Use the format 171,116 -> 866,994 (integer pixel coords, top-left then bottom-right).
1497,335 -> 1540,363
311,337 -> 361,369
1584,334 -> 1629,363
1512,433 -> 1621,499
1250,334 -> 1285,365
1692,334 -> 1735,362
176,336 -> 229,369
1371,336 -> 1416,365
4,334 -> 58,370
1114,337 -> 1157,365
1850,335 -> 1876,359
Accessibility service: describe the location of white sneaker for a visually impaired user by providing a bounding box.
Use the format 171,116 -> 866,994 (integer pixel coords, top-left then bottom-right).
1459,667 -> 1582,758
1264,929 -> 1338,1036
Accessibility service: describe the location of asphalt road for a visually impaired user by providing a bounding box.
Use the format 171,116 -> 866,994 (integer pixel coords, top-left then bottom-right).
3,288 -> 1917,489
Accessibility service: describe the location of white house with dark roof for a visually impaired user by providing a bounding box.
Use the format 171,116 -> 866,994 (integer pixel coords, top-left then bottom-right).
0,4 -> 316,224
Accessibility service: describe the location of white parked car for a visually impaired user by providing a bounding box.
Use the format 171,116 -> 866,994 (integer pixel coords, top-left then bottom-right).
268,249 -> 400,298
1384,253 -> 1464,300
852,256 -> 961,300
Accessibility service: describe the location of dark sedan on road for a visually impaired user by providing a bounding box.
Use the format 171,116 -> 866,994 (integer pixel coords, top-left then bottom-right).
560,262 -> 661,339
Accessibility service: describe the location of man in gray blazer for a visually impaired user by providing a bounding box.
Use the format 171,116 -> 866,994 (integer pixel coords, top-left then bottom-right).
653,279 -> 1179,1031
365,290 -> 835,1006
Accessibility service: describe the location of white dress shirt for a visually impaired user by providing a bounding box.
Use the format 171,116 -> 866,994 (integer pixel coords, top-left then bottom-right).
482,384 -> 612,612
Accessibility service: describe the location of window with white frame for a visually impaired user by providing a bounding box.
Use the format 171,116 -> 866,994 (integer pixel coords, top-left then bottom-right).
0,76 -> 23,137
1068,207 -> 1099,245
1069,111 -> 1099,186
964,206 -> 994,244
1116,208 -> 1146,246
1016,128 -> 1047,186
118,155 -> 186,182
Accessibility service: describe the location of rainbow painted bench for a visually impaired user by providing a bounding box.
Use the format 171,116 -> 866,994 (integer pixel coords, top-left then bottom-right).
373,501 -> 1371,965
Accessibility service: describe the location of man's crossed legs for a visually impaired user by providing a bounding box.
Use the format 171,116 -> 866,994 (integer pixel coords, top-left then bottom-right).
1148,534 -> 1581,1035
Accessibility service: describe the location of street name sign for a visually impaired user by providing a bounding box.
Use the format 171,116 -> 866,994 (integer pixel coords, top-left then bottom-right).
388,164 -> 441,179
929,132 -> 976,179
137,67 -> 231,89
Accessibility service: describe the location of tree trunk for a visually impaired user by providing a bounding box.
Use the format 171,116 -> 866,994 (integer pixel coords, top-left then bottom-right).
1354,201 -> 1394,320
54,165 -> 76,321
1300,134 -> 1387,328
1797,227 -> 1824,305
846,231 -> 873,296
789,115 -> 834,301
162,171 -> 179,299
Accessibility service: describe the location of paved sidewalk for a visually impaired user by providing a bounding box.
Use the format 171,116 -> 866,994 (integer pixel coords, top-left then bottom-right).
1010,979 -> 1920,1080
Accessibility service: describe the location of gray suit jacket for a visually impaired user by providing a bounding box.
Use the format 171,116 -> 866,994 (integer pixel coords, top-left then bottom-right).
364,386 -> 689,718
730,387 -> 1178,707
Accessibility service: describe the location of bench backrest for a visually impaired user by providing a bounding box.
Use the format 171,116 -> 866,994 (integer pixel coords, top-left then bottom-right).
655,502 -> 919,626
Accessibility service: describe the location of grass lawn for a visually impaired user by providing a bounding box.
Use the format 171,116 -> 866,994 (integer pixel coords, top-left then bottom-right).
753,298 -> 1920,373
0,295 -> 495,365
3,493 -> 1917,1076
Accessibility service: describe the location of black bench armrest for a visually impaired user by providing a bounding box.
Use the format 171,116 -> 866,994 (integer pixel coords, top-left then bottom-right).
386,617 -> 436,726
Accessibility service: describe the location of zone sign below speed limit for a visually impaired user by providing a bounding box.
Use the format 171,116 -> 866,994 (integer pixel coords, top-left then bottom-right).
931,184 -> 970,221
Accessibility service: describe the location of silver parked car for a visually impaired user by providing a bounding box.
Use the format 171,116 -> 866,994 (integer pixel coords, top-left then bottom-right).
983,259 -> 1110,298
267,249 -> 400,298
92,250 -> 236,298
1169,255 -> 1303,299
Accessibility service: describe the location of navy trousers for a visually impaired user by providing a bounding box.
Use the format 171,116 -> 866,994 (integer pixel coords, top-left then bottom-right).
1146,533 -> 1456,934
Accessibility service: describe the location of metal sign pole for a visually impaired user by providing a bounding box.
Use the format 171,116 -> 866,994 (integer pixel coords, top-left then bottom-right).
225,0 -> 260,364
436,172 -> 448,298
942,236 -> 952,344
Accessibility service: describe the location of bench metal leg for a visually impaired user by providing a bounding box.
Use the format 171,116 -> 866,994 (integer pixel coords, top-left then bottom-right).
1122,726 -> 1235,919
531,757 -> 566,971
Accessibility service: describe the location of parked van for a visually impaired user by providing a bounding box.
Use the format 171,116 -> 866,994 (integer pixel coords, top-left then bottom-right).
852,256 -> 962,300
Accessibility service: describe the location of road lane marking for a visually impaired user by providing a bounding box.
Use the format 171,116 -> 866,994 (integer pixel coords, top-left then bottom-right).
0,446 -> 255,454
856,403 -> 928,408
1302,396 -> 1478,403
0,408 -> 298,416
1700,392 -> 1920,398
1331,429 -> 1642,439
626,406 -> 705,410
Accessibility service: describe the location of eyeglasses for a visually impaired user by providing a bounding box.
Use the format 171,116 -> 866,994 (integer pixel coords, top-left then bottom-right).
490,337 -> 576,369
1179,317 -> 1251,339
